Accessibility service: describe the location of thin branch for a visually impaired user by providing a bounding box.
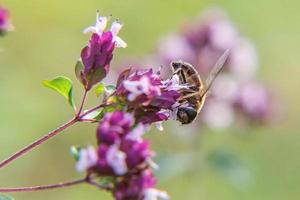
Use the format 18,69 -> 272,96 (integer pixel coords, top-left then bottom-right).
0,100 -> 108,170
86,179 -> 113,191
0,176 -> 113,193
0,178 -> 86,192
0,117 -> 78,169
76,89 -> 88,117
79,102 -> 110,119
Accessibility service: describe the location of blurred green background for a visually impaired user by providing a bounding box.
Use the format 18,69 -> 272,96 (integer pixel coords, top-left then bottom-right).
0,0 -> 299,199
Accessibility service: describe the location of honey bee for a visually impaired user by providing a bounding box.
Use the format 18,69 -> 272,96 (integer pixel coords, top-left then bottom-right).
171,50 -> 230,124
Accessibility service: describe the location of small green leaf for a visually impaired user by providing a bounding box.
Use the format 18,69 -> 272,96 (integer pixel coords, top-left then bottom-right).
95,106 -> 116,121
70,146 -> 82,161
0,194 -> 14,200
81,111 -> 100,121
43,76 -> 75,109
95,99 -> 125,121
105,85 -> 116,94
75,60 -> 84,80
95,83 -> 105,97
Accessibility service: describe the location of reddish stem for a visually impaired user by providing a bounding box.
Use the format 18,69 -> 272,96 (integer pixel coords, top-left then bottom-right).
0,102 -> 108,170
0,117 -> 78,169
76,89 -> 88,117
0,178 -> 86,192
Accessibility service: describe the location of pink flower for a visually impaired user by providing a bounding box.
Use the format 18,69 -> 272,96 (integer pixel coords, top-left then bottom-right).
76,12 -> 126,90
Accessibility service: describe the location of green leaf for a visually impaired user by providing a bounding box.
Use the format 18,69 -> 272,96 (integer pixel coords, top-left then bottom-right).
70,146 -> 82,161
75,59 -> 87,89
95,106 -> 116,121
95,99 -> 125,121
94,83 -> 105,97
0,194 -> 14,200
105,85 -> 116,94
43,76 -> 75,109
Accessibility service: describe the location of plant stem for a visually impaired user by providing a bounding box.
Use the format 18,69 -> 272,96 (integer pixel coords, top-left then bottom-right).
0,117 -> 78,169
0,101 -> 108,170
0,178 -> 86,192
0,176 -> 112,193
79,103 -> 111,119
76,89 -> 88,117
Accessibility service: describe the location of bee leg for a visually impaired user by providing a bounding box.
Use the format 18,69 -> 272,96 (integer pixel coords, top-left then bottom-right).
172,67 -> 182,75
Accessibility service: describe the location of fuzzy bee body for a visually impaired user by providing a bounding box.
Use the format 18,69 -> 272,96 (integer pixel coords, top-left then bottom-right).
171,50 -> 229,124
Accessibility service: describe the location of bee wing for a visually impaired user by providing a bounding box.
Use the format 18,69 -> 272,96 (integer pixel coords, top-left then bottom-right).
203,49 -> 230,95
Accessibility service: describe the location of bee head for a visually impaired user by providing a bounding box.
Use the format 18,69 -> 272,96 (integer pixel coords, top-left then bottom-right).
177,106 -> 198,124
171,61 -> 182,71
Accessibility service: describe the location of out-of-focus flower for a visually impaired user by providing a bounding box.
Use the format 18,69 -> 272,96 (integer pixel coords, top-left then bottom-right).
0,6 -> 13,35
202,99 -> 234,129
76,146 -> 98,172
76,12 -> 126,90
125,123 -> 149,142
97,111 -> 134,145
77,111 -> 169,200
210,74 -> 239,103
157,33 -> 195,64
90,111 -> 154,175
113,169 -> 160,200
229,37 -> 259,80
121,139 -> 152,169
235,81 -> 273,122
143,188 -> 170,200
106,144 -> 128,175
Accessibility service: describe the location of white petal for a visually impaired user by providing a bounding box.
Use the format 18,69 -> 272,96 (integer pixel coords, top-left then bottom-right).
114,36 -> 127,48
110,21 -> 123,36
126,123 -> 149,141
83,12 -> 108,35
106,144 -> 127,175
155,122 -> 164,131
146,158 -> 159,170
83,26 -> 98,34
95,16 -> 108,34
76,146 -> 98,172
143,188 -> 170,200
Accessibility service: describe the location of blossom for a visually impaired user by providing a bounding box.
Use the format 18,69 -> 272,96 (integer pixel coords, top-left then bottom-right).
97,111 -> 134,145
229,37 -> 259,80
116,68 -> 181,127
157,33 -> 195,64
113,169 -> 160,200
118,69 -> 162,106
125,123 -> 149,142
84,12 -> 127,48
106,144 -> 128,175
143,188 -> 170,200
0,6 -> 13,35
75,110 -> 169,199
76,146 -> 98,172
121,139 -> 152,169
93,111 -> 154,174
76,12 -> 126,90
235,81 -> 272,122
202,99 -> 234,129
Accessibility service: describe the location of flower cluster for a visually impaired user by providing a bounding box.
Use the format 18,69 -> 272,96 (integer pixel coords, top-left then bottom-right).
116,68 -> 182,129
76,111 -> 169,200
72,13 -> 188,199
116,7 -> 278,129
76,12 -> 126,90
0,6 -> 13,35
